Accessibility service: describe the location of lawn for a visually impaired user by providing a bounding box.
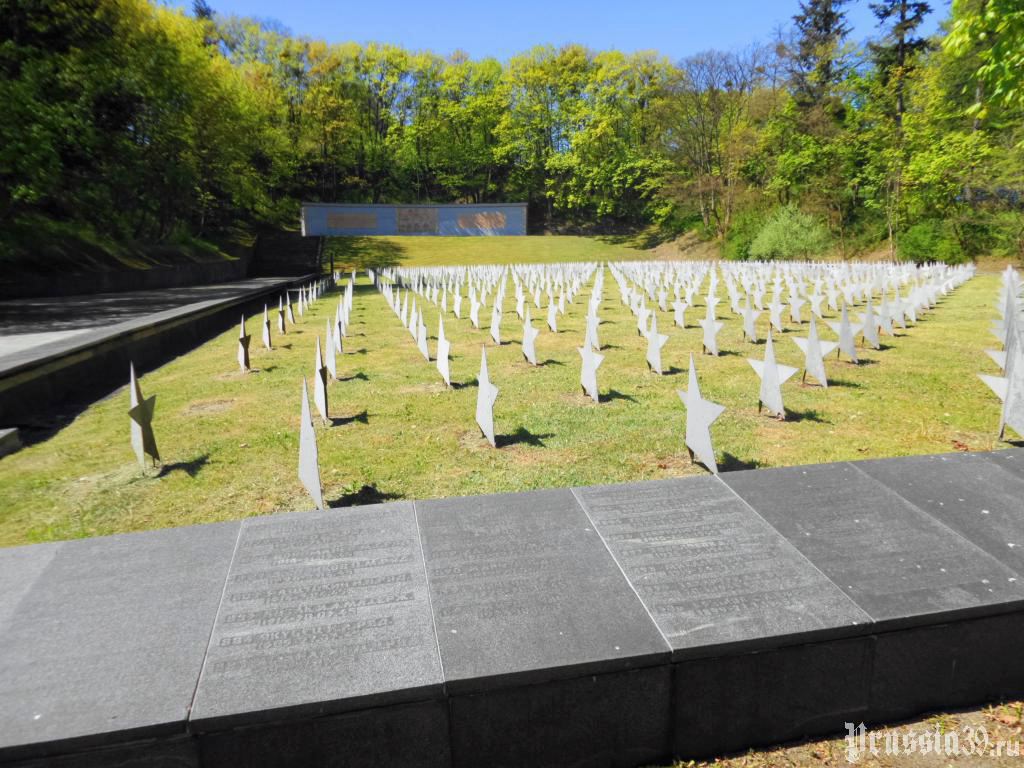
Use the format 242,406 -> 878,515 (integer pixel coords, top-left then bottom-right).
323,234 -> 651,269
0,238 -> 1013,547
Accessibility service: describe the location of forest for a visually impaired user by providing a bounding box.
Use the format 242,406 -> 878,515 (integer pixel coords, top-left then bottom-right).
0,0 -> 1021,266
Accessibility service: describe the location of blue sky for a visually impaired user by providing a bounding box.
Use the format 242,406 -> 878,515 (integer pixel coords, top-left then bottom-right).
176,0 -> 948,60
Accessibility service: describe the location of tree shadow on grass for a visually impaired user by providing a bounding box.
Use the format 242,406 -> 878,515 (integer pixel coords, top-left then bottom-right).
158,454 -> 210,478
324,236 -> 407,271
329,483 -> 404,508
330,410 -> 368,426
718,452 -> 764,472
496,427 -> 554,448
604,389 -> 638,404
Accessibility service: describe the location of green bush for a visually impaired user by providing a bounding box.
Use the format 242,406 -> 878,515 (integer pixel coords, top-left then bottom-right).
749,204 -> 831,260
722,209 -> 768,261
898,220 -> 965,264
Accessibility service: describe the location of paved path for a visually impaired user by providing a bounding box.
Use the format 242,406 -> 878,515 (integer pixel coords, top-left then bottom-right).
0,276 -> 304,377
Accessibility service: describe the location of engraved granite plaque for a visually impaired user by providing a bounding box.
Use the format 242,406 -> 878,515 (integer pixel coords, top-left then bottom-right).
415,488 -> 669,692
980,447 -> 1024,481
0,523 -> 239,761
722,463 -> 1024,624
190,502 -> 442,731
854,452 -> 1024,574
573,477 -> 869,656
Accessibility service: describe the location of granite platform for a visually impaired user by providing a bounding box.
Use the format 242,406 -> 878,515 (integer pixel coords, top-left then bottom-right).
2,448 -> 1023,767
0,275 -> 314,425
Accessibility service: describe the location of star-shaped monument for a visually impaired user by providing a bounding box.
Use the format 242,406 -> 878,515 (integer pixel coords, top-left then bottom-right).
128,363 -> 159,470
748,333 -> 798,419
646,314 -> 669,373
476,346 -> 499,446
417,310 -> 431,362
698,302 -> 724,356
579,337 -> 604,402
522,306 -> 540,365
677,353 -> 725,474
313,336 -> 329,423
741,300 -> 761,343
262,305 -> 272,350
826,302 -> 863,363
298,377 -> 325,510
489,303 -> 502,344
237,315 -> 251,372
792,315 -> 837,387
436,316 -> 451,387
325,319 -> 338,379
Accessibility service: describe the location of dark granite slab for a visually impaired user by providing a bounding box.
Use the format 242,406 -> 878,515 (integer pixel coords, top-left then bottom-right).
675,637 -> 873,759
4,738 -> 199,768
855,452 -> 1024,575
190,502 -> 442,732
415,488 -> 669,693
870,611 -> 1024,723
0,523 -> 239,761
980,447 -> 1024,482
572,478 -> 870,657
721,463 -> 1024,625
198,700 -> 451,768
449,666 -> 671,768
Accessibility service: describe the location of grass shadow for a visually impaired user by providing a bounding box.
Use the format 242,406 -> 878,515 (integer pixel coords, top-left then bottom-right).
330,410 -> 368,426
158,454 -> 210,478
827,378 -> 861,389
719,452 -> 764,472
496,427 -> 554,448
329,483 -> 404,508
338,372 -> 368,382
662,366 -> 685,376
539,359 -> 565,367
452,379 -> 478,390
783,407 -> 829,423
604,389 -> 638,404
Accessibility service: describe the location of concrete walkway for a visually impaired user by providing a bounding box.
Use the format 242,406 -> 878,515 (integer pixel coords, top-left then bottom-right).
0,277 -> 303,376
0,275 -> 311,423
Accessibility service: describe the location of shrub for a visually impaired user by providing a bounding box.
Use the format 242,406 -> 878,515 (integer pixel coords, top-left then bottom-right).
722,209 -> 768,261
749,204 -> 831,260
898,219 -> 965,264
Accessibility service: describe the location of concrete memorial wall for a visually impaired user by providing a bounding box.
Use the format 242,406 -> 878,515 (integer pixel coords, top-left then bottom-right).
2,449 -> 1024,767
300,203 -> 528,237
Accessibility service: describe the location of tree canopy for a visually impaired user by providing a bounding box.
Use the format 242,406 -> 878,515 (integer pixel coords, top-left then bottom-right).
1,0 -> 1022,265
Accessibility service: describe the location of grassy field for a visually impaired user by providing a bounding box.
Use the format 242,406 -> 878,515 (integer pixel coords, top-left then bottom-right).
0,241 -> 1014,547
324,234 -> 651,269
